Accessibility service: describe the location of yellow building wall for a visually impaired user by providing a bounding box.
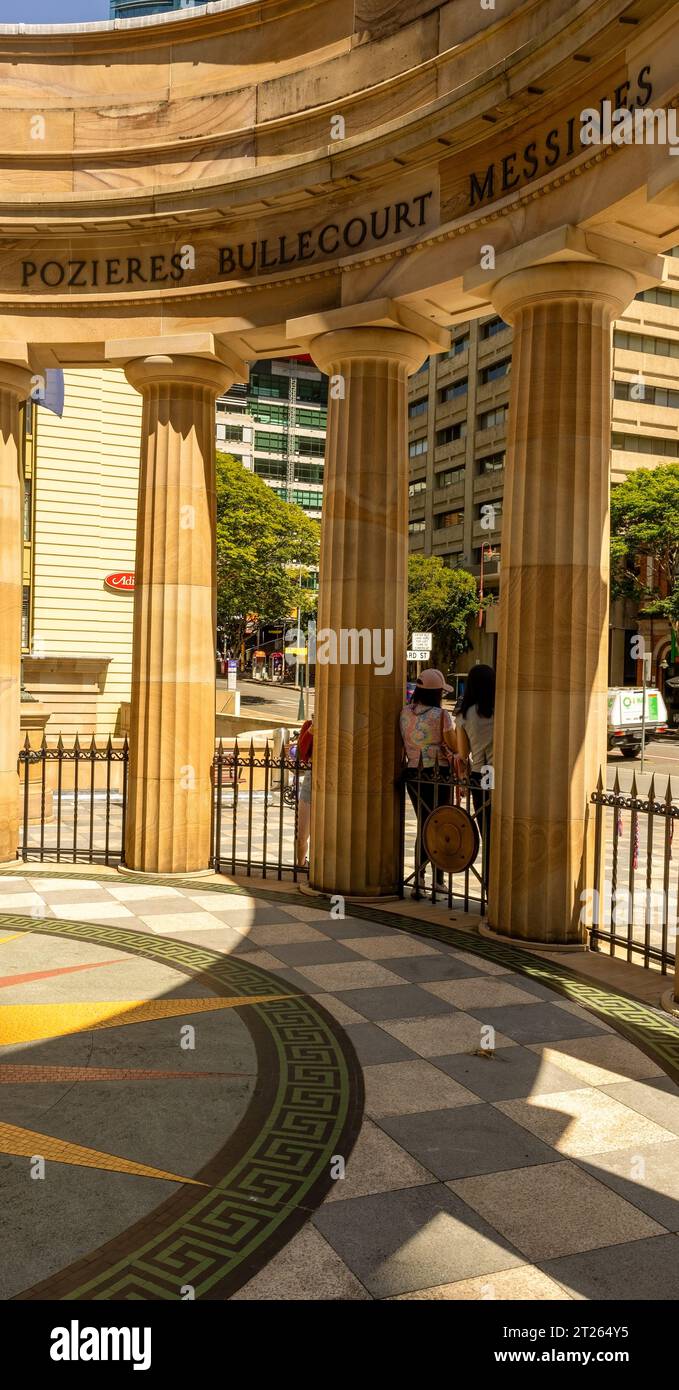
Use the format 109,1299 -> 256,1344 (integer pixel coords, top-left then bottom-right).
29,368 -> 141,738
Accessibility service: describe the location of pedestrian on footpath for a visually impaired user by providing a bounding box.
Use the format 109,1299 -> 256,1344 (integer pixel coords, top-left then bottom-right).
295,717 -> 314,870
400,669 -> 456,894
454,664 -> 494,891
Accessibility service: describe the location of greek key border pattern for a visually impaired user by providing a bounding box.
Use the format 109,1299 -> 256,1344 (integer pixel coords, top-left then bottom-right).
2,911 -> 363,1301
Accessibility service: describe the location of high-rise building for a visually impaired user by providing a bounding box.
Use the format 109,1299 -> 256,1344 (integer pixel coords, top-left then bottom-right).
109,0 -> 203,19
407,255 -> 679,697
217,356 -> 327,519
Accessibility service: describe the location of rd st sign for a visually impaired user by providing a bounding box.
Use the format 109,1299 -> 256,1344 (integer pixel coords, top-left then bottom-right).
411,632 -> 432,652
407,649 -> 430,662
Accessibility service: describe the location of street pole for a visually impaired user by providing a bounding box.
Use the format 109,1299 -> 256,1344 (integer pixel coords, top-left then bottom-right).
640,653 -> 649,774
297,662 -> 306,722
295,604 -> 301,689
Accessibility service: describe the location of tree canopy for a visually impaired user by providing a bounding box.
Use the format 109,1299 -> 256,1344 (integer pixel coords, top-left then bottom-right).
610,462 -> 679,638
215,452 -> 320,649
407,553 -> 479,668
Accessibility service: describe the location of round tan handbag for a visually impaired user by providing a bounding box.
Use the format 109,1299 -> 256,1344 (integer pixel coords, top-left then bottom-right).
423,803 -> 479,874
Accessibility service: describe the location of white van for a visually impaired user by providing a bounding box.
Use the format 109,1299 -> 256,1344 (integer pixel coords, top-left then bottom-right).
607,687 -> 669,759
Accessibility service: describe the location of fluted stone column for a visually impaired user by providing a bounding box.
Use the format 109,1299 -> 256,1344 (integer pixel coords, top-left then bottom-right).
487,263 -> 637,943
123,353 -> 237,874
308,327 -> 429,896
0,364 -> 32,864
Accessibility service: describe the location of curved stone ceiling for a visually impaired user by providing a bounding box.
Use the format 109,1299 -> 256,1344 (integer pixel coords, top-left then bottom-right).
0,0 -> 676,360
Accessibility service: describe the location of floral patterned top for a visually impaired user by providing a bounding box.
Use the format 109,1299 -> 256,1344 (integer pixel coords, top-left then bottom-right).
399,703 -> 454,768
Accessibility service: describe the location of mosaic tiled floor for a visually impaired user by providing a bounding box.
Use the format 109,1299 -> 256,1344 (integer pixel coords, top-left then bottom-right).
2,868 -> 679,1301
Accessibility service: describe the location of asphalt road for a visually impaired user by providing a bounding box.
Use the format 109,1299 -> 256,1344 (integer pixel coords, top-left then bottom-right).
220,676 -> 315,724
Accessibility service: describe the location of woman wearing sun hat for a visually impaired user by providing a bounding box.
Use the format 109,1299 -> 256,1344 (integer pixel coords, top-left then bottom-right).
400,669 -> 456,892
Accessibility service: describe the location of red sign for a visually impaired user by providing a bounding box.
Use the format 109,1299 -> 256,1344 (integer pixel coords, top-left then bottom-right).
104,572 -> 135,592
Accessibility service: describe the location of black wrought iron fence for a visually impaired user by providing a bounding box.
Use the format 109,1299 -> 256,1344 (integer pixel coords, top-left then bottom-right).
210,738 -> 310,879
589,770 -> 678,973
16,734 -> 490,903
18,734 -> 128,865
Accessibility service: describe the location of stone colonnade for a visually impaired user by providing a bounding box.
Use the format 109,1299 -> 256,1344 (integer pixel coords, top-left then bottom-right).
487,263 -> 637,944
1,259 -> 676,999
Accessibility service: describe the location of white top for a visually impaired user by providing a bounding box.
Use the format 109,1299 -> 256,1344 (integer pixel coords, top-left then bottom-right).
457,707 -> 494,769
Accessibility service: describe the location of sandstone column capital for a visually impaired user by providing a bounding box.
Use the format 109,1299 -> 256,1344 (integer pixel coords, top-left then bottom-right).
123,351 -> 242,398
309,326 -> 429,377
0,362 -> 33,401
490,260 -> 638,326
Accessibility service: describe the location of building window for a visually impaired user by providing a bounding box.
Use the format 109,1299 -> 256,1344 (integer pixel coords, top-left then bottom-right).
408,519 -> 426,534
295,407 -> 327,429
250,372 -> 290,400
436,422 -> 467,446
296,435 -> 325,457
480,357 -> 511,385
478,451 -> 506,473
296,376 -> 328,405
23,477 -> 32,541
439,378 -> 468,404
22,586 -> 30,651
443,334 -> 469,359
614,330 -> 679,359
436,509 -> 463,528
252,402 -> 288,425
436,466 -> 464,488
611,431 -> 679,458
478,405 -> 508,431
481,317 -> 509,339
414,358 -> 429,375
294,463 -> 324,484
273,488 -> 323,511
409,437 -> 428,457
442,553 -> 462,568
408,398 -> 428,418
636,287 -> 679,308
254,458 -> 287,480
614,379 -> 679,409
409,479 -> 427,496
217,423 -> 245,443
254,430 -> 287,453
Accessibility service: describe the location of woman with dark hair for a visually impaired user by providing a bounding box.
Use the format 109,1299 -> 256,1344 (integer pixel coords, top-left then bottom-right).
455,663 -> 495,890
400,668 -> 456,893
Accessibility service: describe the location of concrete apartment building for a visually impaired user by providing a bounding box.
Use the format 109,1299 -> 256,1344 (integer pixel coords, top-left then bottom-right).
407,256 -> 679,690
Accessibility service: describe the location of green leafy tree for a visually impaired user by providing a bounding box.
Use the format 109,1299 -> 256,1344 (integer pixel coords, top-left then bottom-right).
610,463 -> 679,642
407,554 -> 479,669
215,453 -> 320,650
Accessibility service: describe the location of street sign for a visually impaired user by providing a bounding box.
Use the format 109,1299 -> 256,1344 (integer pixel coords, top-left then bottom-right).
407,649 -> 430,663
411,631 -> 432,651
227,658 -> 238,692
